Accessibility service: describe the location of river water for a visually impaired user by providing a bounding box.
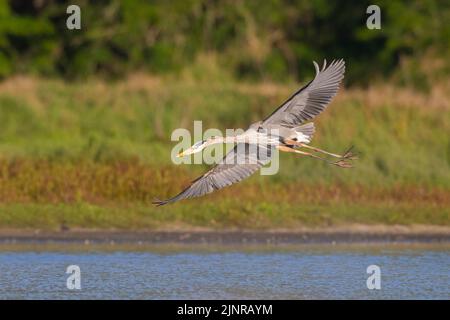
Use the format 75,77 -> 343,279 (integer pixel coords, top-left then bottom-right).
0,244 -> 448,299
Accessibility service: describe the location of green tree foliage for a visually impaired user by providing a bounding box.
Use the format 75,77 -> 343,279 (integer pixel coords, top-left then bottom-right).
0,0 -> 448,85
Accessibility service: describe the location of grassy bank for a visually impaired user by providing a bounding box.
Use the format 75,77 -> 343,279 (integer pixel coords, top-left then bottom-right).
0,71 -> 449,230
1,200 -> 449,231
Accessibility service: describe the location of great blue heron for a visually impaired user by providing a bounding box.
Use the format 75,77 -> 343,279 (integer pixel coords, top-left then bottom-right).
154,59 -> 356,206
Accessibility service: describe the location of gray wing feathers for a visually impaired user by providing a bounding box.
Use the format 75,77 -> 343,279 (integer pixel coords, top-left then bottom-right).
154,144 -> 272,206
263,59 -> 345,127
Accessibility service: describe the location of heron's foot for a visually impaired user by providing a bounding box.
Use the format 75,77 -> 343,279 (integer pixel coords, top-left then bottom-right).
331,146 -> 357,168
332,158 -> 354,168
342,145 -> 358,161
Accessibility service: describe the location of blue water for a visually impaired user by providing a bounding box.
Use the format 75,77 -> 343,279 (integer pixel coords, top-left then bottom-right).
0,246 -> 449,299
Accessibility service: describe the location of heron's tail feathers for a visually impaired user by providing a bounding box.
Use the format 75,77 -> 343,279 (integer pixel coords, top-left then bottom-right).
292,123 -> 315,143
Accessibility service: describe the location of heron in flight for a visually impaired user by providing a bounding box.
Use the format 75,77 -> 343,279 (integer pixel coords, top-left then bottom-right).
154,59 -> 356,206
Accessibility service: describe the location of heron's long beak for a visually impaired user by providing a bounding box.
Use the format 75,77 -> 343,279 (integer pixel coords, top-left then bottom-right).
176,142 -> 205,158
177,148 -> 194,157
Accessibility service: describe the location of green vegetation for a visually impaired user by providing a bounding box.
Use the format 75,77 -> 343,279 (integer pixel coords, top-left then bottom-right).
1,202 -> 448,231
1,0 -> 449,87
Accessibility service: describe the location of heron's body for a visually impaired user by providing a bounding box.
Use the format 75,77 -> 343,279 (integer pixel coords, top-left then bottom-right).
208,122 -> 314,147
154,59 -> 356,206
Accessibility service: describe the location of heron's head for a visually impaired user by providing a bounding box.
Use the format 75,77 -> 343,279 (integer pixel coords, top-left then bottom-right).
177,136 -> 224,157
176,139 -> 208,158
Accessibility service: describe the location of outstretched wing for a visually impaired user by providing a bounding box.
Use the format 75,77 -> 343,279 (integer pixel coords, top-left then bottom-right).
153,143 -> 273,206
262,59 -> 345,127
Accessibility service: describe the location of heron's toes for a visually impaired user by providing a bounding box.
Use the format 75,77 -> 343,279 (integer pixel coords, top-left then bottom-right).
333,159 -> 353,168
344,152 -> 358,161
342,146 -> 358,161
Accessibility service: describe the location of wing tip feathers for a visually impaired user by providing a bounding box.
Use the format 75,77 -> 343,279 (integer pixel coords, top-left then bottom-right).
311,58 -> 346,81
152,198 -> 168,207
313,61 -> 320,76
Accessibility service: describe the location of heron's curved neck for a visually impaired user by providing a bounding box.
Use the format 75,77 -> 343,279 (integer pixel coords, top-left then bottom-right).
207,134 -> 256,147
212,132 -> 263,145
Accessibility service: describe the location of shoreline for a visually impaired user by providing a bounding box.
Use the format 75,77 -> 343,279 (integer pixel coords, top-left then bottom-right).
1,225 -> 450,245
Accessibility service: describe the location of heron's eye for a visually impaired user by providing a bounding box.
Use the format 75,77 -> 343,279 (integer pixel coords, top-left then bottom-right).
257,127 -> 266,133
